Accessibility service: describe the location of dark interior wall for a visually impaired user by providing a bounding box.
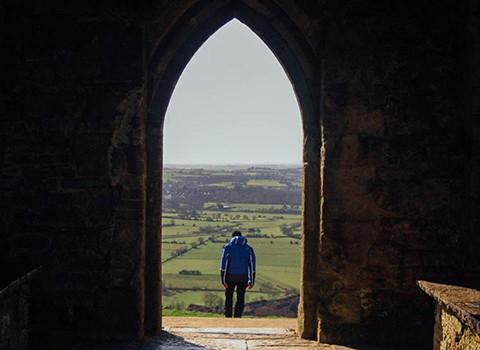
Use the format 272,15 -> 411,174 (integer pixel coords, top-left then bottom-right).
0,0 -> 478,346
318,1 -> 472,345
0,0 -> 147,339
464,0 -> 480,288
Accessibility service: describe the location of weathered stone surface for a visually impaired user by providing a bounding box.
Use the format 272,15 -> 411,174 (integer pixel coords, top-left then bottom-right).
418,281 -> 480,350
0,0 -> 479,348
0,265 -> 40,350
328,290 -> 361,324
318,0 -> 474,342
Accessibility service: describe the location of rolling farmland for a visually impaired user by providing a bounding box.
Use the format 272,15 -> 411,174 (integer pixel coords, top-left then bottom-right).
162,165 -> 302,315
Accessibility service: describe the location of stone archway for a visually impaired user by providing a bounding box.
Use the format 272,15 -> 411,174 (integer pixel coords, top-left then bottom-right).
144,1 -> 322,339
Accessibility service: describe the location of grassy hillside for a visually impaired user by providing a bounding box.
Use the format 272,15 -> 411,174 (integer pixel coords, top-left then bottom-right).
162,166 -> 302,314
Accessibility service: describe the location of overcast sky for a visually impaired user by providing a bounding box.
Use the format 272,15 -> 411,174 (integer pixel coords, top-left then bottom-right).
163,19 -> 302,165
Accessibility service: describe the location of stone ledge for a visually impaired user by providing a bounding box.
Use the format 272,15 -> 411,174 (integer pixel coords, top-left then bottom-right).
0,264 -> 42,298
417,280 -> 480,335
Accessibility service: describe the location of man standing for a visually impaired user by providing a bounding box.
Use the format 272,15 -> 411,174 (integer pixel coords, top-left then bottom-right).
220,230 -> 256,318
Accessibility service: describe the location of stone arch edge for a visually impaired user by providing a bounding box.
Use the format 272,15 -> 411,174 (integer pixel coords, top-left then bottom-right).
142,0 -> 322,339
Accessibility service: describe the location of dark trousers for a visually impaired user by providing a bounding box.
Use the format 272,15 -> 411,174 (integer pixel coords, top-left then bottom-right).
224,281 -> 248,318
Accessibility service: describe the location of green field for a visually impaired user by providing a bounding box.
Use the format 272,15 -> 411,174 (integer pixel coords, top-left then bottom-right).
204,202 -> 300,212
246,179 -> 287,187
163,290 -> 277,310
161,215 -> 301,311
162,167 -> 302,314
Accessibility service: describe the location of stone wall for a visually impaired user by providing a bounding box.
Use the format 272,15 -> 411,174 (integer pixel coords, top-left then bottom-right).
464,0 -> 480,288
0,0 -> 478,346
317,0 -> 471,345
0,265 -> 41,350
435,306 -> 480,350
418,281 -> 480,350
1,1 -> 147,340
1,282 -> 30,350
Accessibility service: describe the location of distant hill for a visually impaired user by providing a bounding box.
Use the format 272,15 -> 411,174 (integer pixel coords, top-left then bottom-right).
163,166 -> 302,208
164,164 -> 302,170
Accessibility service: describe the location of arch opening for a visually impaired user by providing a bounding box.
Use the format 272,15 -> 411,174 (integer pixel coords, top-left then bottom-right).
161,18 -> 303,319
164,19 -> 302,166
145,2 -> 321,340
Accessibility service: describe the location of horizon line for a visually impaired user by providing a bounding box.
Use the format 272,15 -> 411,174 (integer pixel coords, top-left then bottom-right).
164,163 -> 302,168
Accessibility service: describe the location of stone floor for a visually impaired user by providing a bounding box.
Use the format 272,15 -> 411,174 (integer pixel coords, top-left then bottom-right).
162,316 -> 327,349
31,317 -> 392,350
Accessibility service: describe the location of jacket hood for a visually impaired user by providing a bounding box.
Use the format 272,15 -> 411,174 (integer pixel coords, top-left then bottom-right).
230,235 -> 248,245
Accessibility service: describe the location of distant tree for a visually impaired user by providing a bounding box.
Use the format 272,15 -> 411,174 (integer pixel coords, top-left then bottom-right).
280,224 -> 293,236
203,292 -> 223,307
174,301 -> 186,310
179,270 -> 202,275
171,246 -> 189,258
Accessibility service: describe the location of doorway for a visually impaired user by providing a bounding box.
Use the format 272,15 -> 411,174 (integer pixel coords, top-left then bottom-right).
161,18 -> 303,320
144,2 -> 321,340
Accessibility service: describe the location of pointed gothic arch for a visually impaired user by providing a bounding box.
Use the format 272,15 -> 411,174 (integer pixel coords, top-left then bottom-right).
144,1 -> 322,339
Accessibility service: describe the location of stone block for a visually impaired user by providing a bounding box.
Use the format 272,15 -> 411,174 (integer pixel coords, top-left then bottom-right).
360,289 -> 395,317
96,288 -> 142,339
51,230 -> 80,251
73,135 -> 112,177
340,222 -> 378,265
403,250 -> 421,268
367,241 -> 401,266
346,106 -> 385,136
114,205 -> 145,221
330,165 -> 375,184
109,268 -> 134,288
358,135 -> 389,160
422,251 -> 455,268
337,135 -> 359,164
328,290 -> 361,323
318,275 -> 345,300
85,193 -> 115,228
418,281 -> 480,349
54,250 -> 107,271
362,265 -> 401,289
117,176 -> 146,202
125,145 -> 146,175
60,177 -> 105,191
355,195 -> 391,221
110,220 -> 144,268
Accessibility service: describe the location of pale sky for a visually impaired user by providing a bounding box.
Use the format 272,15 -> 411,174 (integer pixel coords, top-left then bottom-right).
163,19 -> 302,165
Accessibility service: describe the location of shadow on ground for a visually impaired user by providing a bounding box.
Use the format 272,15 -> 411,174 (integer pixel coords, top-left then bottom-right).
30,332 -> 211,350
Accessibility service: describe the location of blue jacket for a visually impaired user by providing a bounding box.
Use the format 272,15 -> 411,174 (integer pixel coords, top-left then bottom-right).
220,236 -> 256,284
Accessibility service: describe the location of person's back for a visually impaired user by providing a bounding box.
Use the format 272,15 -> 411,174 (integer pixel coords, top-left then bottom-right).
220,231 -> 256,317
222,235 -> 255,276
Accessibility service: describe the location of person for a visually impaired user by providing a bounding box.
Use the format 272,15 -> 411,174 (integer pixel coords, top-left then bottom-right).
220,230 -> 256,318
